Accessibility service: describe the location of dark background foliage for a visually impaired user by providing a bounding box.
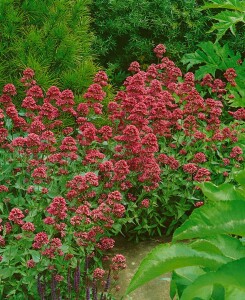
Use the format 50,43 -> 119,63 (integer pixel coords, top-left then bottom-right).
90,0 -> 244,85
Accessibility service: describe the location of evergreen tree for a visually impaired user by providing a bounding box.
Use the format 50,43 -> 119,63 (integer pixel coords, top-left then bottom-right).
0,0 -> 97,95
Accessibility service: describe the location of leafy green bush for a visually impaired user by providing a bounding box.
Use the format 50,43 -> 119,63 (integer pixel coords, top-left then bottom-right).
90,0 -> 215,84
90,0 -> 244,86
126,169 -> 245,299
0,0 -> 98,94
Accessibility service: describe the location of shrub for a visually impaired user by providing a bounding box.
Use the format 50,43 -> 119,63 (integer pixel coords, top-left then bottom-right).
90,0 -> 215,84
0,0 -> 98,95
126,168 -> 245,299
90,0 -> 244,85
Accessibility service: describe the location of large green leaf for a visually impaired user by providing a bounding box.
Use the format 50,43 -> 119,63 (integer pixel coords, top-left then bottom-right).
170,266 -> 207,299
198,182 -> 245,201
200,0 -> 245,12
173,201 -> 245,241
181,258 -> 245,300
234,169 -> 245,187
126,243 -> 230,295
209,10 -> 245,41
200,0 -> 245,41
181,42 -> 241,79
190,235 -> 245,260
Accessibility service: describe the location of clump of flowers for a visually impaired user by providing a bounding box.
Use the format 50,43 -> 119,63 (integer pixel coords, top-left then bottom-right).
0,45 -> 244,297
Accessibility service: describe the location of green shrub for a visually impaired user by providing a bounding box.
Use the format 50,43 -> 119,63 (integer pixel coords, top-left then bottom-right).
0,0 -> 98,95
90,0 -> 214,82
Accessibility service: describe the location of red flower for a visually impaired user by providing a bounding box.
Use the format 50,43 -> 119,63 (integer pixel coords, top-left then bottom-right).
93,71 -> 108,87
93,268 -> 105,279
27,260 -> 35,268
47,197 -> 68,220
141,199 -> 150,208
21,96 -> 39,110
224,68 -> 237,86
193,152 -> 207,164
32,167 -> 47,179
194,168 -> 211,182
8,208 -> 25,224
97,237 -> 115,250
230,146 -> 243,158
3,84 -> 17,96
22,222 -> 35,232
26,85 -> 43,98
153,44 -> 166,58
141,133 -> 158,153
113,160 -> 130,181
0,236 -> 5,246
128,61 -> 141,73
83,83 -> 106,102
33,232 -> 49,249
183,163 -> 198,174
0,185 -> 8,193
111,254 -> 126,270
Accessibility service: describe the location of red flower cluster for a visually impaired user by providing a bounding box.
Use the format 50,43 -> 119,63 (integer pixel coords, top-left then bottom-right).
47,197 -> 68,220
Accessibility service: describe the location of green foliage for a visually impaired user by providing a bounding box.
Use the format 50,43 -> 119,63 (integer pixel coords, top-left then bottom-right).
0,0 -> 98,94
90,0 -> 216,85
182,42 -> 245,107
200,0 -> 245,42
126,168 -> 245,299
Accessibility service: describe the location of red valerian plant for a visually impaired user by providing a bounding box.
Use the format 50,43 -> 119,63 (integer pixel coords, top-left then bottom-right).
0,45 -> 244,297
0,71 -> 126,299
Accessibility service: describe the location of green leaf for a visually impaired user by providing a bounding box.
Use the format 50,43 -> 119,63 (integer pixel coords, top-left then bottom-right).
171,266 -> 206,299
199,182 -> 245,201
29,250 -> 41,263
190,235 -> 245,260
234,170 -> 245,187
2,246 -> 19,263
200,0 -> 245,12
181,41 -> 242,81
0,267 -> 15,279
211,10 -> 244,41
181,258 -> 245,300
126,243 -> 230,295
173,201 -> 245,241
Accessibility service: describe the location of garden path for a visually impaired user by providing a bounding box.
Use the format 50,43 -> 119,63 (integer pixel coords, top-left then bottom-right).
113,237 -> 171,300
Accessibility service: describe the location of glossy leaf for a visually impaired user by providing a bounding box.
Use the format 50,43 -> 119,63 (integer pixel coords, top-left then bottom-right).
173,201 -> 245,241
190,235 -> 245,260
181,258 -> 245,300
170,266 -> 206,299
126,243 -> 230,295
234,169 -> 245,187
198,182 -> 245,201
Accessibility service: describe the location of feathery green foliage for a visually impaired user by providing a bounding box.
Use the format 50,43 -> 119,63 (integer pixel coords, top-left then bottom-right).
0,0 -> 98,95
